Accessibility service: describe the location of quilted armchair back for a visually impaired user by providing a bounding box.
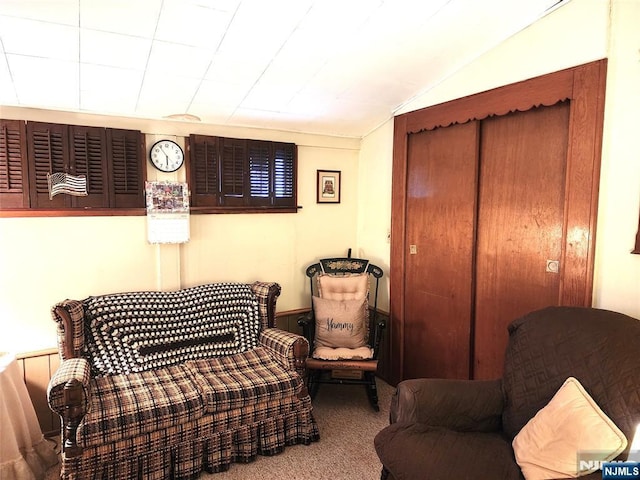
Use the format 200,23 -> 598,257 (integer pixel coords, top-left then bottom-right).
501,306 -> 640,455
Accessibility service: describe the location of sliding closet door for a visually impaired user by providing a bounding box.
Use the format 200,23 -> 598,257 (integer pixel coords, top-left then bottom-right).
403,121 -> 478,380
473,102 -> 570,379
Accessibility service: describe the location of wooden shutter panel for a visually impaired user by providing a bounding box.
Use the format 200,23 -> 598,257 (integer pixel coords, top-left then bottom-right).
188,134 -> 219,207
27,122 -> 69,208
0,119 -> 29,208
248,141 -> 271,206
107,128 -> 145,208
273,142 -> 296,207
220,138 -> 246,206
70,125 -> 108,208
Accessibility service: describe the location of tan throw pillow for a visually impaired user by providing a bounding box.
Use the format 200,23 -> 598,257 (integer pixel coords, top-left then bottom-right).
313,296 -> 367,349
512,377 -> 628,480
318,273 -> 368,301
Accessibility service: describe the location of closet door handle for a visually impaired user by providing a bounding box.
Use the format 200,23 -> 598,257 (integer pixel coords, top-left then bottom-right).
546,260 -> 560,273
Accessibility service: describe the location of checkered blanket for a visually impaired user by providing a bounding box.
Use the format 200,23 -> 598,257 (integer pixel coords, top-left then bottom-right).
83,283 -> 261,376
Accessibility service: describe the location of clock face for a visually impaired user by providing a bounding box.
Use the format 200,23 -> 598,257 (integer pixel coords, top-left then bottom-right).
149,140 -> 184,172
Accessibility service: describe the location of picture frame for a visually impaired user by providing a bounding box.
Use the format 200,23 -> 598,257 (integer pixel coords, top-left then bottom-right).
317,170 -> 341,203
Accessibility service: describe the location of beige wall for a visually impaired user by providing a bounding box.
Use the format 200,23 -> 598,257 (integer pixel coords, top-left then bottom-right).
360,0 -> 640,319
0,108 -> 360,353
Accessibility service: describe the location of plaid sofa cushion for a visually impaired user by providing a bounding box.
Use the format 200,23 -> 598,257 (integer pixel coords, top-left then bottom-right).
186,347 -> 302,413
77,364 -> 205,448
83,283 -> 261,376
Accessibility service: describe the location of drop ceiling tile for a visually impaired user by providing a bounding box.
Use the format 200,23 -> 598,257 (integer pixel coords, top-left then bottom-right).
215,1 -> 309,59
190,79 -> 249,108
154,1 -> 232,48
80,29 -> 152,70
0,0 -> 79,26
164,0 -> 240,13
240,84 -> 296,112
136,73 -> 201,117
189,104 -> 235,125
0,56 -> 17,105
145,41 -> 213,79
0,16 -> 78,61
80,64 -> 143,114
8,55 -> 79,110
80,0 -> 162,38
204,52 -> 268,86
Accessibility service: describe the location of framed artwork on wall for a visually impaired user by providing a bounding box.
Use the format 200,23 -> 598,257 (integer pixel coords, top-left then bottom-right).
317,170 -> 341,204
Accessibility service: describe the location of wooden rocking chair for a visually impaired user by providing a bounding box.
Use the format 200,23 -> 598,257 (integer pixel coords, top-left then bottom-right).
298,253 -> 385,411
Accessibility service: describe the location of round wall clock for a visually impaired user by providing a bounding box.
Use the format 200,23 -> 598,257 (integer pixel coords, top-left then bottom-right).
149,139 -> 184,172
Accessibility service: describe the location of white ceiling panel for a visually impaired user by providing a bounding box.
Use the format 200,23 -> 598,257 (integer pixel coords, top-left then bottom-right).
79,0 -> 162,38
8,55 -> 78,110
80,30 -> 152,70
154,1 -> 232,48
0,0 -> 569,138
0,16 -> 78,60
80,64 -> 143,114
0,0 -> 79,26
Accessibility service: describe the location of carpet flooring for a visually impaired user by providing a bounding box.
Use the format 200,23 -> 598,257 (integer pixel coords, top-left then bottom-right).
46,379 -> 395,480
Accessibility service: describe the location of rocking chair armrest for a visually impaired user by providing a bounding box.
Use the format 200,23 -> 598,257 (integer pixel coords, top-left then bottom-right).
259,328 -> 310,377
390,378 -> 504,433
297,311 -> 314,343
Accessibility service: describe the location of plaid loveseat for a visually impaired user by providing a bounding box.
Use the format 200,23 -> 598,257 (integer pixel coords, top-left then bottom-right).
47,282 -> 319,480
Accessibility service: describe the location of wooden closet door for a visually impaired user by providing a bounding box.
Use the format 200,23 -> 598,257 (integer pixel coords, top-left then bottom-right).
473,102 -> 570,379
403,121 -> 478,380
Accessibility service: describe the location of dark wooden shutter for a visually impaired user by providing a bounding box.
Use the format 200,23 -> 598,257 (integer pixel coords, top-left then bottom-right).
273,142 -> 296,207
27,122 -> 69,208
186,134 -> 297,211
107,128 -> 145,208
248,141 -> 271,206
69,125 -> 108,208
188,134 -> 220,207
220,138 -> 246,206
0,119 -> 29,208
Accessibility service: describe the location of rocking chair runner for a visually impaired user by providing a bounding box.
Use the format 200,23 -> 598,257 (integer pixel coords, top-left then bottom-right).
298,256 -> 385,411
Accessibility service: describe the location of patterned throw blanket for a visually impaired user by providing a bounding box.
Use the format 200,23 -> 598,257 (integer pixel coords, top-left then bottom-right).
83,283 -> 260,376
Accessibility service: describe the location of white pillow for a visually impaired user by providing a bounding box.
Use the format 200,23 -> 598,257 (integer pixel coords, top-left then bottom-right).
513,377 -> 627,480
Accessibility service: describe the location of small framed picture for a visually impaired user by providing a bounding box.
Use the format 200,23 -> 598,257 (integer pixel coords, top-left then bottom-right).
317,170 -> 341,203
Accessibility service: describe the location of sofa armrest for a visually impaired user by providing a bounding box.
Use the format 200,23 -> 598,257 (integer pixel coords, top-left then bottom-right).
390,378 -> 504,433
47,358 -> 91,457
259,328 -> 309,378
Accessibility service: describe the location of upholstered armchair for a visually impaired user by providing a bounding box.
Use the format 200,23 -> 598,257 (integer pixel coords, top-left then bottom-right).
375,306 -> 640,480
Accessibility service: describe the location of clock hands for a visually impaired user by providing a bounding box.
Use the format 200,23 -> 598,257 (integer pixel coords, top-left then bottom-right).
150,140 -> 183,172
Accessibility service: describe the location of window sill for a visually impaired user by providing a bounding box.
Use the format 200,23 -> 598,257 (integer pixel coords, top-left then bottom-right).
190,206 -> 300,214
0,208 -> 146,218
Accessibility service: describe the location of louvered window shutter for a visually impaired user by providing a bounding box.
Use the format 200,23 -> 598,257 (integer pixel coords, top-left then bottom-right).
27,122 -> 69,208
248,141 -> 271,206
188,135 -> 219,207
273,143 -> 296,207
0,119 -> 29,208
107,128 -> 145,208
70,125 -> 108,208
220,138 -> 246,206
